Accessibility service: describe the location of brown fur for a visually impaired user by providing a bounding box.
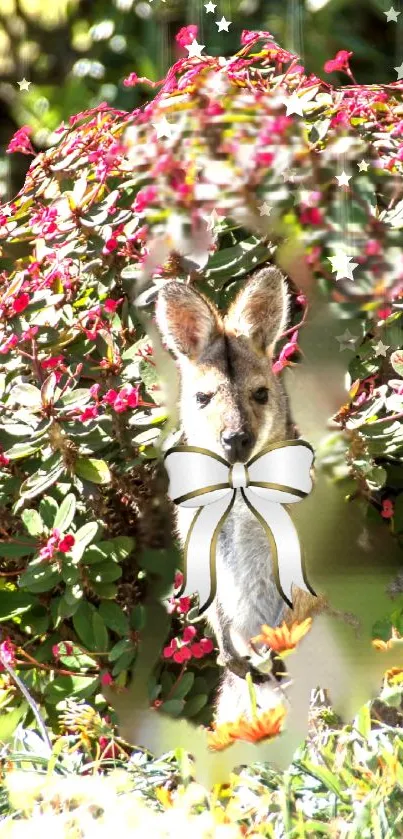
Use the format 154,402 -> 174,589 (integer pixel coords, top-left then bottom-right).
156,265 -> 323,721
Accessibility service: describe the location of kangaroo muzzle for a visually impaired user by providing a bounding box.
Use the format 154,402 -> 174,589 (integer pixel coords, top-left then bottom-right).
220,429 -> 255,463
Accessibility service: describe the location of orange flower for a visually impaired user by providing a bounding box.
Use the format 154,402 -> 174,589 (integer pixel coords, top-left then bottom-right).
206,705 -> 287,751
372,638 -> 393,651
384,667 -> 403,685
251,618 -> 312,653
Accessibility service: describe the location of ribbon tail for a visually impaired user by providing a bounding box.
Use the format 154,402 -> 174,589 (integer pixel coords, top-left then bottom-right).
242,489 -> 316,609
179,492 -> 235,620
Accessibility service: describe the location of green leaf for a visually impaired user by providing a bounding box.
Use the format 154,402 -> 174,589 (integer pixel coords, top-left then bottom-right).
41,372 -> 57,406
87,562 -> 122,583
39,496 -> 59,529
372,617 -> 393,641
21,509 -> 44,537
44,675 -> 99,705
0,539 -> 37,557
53,492 -> 76,532
75,458 -> 111,485
296,760 -> 345,798
73,601 -> 96,649
170,672 -> 195,700
71,522 -> 99,562
60,389 -> 92,409
112,536 -> 135,560
160,699 -> 185,717
99,601 -> 129,635
92,610 -> 109,651
130,604 -> 146,631
9,383 -> 42,409
111,649 -> 136,676
108,638 -> 133,662
183,694 -> 209,718
0,590 -> 35,622
0,702 -> 28,743
19,562 -> 62,593
5,440 -> 43,460
355,703 -> 371,738
20,455 -> 64,500
91,582 -> 117,599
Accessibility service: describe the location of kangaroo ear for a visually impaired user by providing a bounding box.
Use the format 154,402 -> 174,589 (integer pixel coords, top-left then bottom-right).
225,265 -> 290,355
155,282 -> 221,360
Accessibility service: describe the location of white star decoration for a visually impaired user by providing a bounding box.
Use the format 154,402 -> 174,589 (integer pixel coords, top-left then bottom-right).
358,160 -> 369,172
216,16 -> 231,32
259,202 -> 272,216
185,39 -> 206,59
336,329 -> 359,352
328,253 -> 359,282
374,340 -> 390,357
335,171 -> 351,187
152,116 -> 173,139
385,6 -> 400,22
18,78 -> 31,91
283,93 -> 304,116
205,1 -> 216,11
394,62 -> 403,80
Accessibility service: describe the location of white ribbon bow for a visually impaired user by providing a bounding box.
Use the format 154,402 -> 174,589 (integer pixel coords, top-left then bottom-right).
164,440 -> 316,621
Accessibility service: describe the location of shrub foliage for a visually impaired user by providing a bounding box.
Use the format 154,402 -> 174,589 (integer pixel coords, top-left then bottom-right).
0,29 -> 402,734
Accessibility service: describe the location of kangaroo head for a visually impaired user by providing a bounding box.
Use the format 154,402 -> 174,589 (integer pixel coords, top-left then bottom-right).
155,265 -> 291,463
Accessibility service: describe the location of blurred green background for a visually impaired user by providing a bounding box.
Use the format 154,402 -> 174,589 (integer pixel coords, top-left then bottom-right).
1,0 -> 403,780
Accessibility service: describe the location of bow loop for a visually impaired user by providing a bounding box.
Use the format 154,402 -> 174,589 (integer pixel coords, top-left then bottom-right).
164,440 -> 316,621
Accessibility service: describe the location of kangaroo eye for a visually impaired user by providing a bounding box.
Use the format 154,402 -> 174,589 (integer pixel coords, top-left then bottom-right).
196,392 -> 213,408
253,387 -> 269,404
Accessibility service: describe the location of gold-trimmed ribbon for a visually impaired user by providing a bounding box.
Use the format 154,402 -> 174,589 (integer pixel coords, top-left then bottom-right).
164,440 -> 316,622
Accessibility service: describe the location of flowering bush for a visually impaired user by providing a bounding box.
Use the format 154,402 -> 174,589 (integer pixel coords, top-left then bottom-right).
0,27 -> 402,734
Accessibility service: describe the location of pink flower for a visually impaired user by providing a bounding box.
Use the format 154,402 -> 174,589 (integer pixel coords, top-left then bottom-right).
173,646 -> 192,663
390,380 -> 403,395
0,448 -> 10,467
190,642 -> 204,658
241,30 -> 273,46
324,50 -> 353,75
58,534 -> 75,553
89,383 -> 101,399
377,307 -> 392,320
123,72 -> 139,87
101,672 -> 114,686
0,638 -> 16,669
178,596 -> 191,614
103,298 -> 120,313
6,126 -> 35,156
12,293 -> 30,315
20,326 -> 39,342
272,331 -> 300,375
41,355 -> 64,370
175,25 -> 198,48
103,389 -> 118,405
79,405 -> 99,422
163,638 -> 178,658
381,499 -> 394,519
133,186 -> 158,213
183,626 -> 197,643
300,207 -> 323,226
0,334 -> 19,354
365,239 -> 382,257
174,571 -> 184,590
103,237 -> 119,255
199,638 -> 214,654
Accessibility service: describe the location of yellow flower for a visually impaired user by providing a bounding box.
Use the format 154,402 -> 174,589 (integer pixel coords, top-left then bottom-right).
207,705 -> 287,751
251,618 -> 312,653
372,638 -> 393,651
384,666 -> 403,685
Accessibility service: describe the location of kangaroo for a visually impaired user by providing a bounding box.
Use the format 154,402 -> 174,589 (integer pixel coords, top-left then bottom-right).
156,265 -> 324,723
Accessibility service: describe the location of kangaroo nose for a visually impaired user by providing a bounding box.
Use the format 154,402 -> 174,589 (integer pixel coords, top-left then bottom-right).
221,430 -> 253,463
